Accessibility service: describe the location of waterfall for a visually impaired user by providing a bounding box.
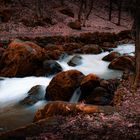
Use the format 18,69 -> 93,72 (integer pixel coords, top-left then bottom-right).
70,87 -> 81,103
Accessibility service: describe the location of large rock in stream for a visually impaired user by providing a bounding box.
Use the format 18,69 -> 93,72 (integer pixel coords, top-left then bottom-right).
0,39 -> 46,77
43,60 -> 63,76
45,70 -> 85,101
19,85 -> 45,106
108,56 -> 135,71
67,55 -> 82,67
102,52 -> 121,62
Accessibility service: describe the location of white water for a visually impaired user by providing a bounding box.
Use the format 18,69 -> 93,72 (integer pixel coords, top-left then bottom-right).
57,52 -> 122,79
0,44 -> 135,131
0,77 -> 51,107
70,87 -> 81,103
113,44 -> 135,55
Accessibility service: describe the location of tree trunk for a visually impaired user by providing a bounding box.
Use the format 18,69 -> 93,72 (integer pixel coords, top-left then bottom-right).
109,0 -> 112,21
78,0 -> 84,22
35,0 -> 43,18
82,0 -> 93,27
134,0 -> 140,87
117,0 -> 122,26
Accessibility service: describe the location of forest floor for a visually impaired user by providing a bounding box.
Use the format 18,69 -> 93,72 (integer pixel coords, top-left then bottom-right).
0,0 -> 132,40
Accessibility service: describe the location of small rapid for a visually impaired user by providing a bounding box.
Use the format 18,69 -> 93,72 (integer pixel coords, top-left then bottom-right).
0,44 -> 135,132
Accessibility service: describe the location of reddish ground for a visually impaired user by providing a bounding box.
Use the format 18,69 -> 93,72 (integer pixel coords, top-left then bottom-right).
0,0 -> 132,40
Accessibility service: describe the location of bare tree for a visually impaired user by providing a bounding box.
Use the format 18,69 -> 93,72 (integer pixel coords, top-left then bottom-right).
109,0 -> 123,25
132,0 -> 140,87
78,0 -> 94,26
35,0 -> 43,18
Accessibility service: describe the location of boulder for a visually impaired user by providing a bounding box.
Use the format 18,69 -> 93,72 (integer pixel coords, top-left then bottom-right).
46,50 -> 63,60
68,20 -> 81,30
102,42 -> 115,49
102,52 -> 121,61
80,74 -> 100,99
82,44 -> 102,54
100,79 -> 120,94
85,87 -> 111,105
58,52 -> 69,61
43,60 -> 62,76
62,43 -> 83,54
45,70 -> 85,101
108,56 -> 135,71
33,101 -> 115,122
0,39 -> 45,77
67,55 -> 82,67
45,44 -> 64,60
19,85 -> 45,106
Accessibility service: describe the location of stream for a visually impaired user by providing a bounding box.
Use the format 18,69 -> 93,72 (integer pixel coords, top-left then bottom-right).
0,44 -> 135,132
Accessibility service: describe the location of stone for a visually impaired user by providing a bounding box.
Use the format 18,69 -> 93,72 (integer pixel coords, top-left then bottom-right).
67,55 -> 82,67
85,87 -> 111,105
62,43 -> 83,54
45,70 -> 85,101
0,39 -> 46,77
68,20 -> 81,30
43,60 -> 62,76
19,85 -> 45,106
108,56 -> 135,71
82,44 -> 102,54
80,74 -> 100,99
102,52 -> 121,61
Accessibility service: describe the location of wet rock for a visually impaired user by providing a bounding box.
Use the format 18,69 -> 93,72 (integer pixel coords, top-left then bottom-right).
58,52 -> 69,61
82,44 -> 102,54
0,77 -> 4,81
68,20 -> 81,30
43,60 -> 62,76
0,39 -> 46,77
100,79 -> 110,88
59,7 -> 74,17
85,87 -> 111,105
102,52 -> 121,61
108,56 -> 135,71
45,44 -> 63,52
80,74 -> 100,99
47,50 -> 64,60
100,79 -> 120,94
67,55 -> 82,67
45,70 -> 85,101
117,30 -> 132,40
79,32 -> 117,44
102,42 -> 115,48
63,43 -> 83,54
34,101 -> 114,122
45,44 -> 64,60
19,85 -> 45,106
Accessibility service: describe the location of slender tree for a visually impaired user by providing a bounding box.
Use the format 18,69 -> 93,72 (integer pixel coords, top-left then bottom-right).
78,0 -> 94,26
109,0 -> 123,25
109,0 -> 112,21
133,0 -> 140,87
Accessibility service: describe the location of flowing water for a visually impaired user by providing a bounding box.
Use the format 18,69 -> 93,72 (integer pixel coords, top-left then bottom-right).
0,44 -> 135,132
